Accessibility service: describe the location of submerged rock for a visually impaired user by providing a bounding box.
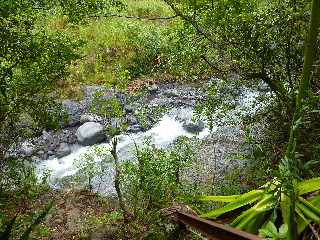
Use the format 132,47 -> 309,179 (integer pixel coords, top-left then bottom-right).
76,122 -> 106,146
182,119 -> 205,133
56,142 -> 71,158
127,124 -> 142,133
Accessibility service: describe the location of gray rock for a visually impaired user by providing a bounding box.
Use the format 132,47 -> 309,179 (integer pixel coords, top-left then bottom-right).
56,143 -> 71,158
124,105 -> 134,113
164,89 -> 179,98
21,141 -> 34,157
148,84 -> 159,94
31,156 -> 40,162
126,115 -> 138,125
80,113 -> 103,124
38,150 -> 44,156
48,144 -> 56,151
48,150 -> 55,156
128,125 -> 142,133
116,93 -> 127,106
42,130 -> 53,141
76,122 -> 106,146
62,100 -> 84,127
182,119 -> 205,133
43,153 -> 49,160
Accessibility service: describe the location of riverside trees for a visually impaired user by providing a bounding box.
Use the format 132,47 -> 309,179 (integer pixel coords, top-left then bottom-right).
164,0 -> 320,238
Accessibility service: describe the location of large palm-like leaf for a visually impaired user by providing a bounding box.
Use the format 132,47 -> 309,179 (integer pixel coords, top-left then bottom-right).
193,177 -> 320,237
200,189 -> 264,218
296,194 -> 320,234
298,177 -> 320,195
231,193 -> 276,233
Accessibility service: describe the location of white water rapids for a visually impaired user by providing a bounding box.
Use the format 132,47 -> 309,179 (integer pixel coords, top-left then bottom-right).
36,107 -> 211,193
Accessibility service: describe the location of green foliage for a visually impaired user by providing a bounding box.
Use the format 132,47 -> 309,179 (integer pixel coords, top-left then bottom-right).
69,18 -> 171,84
200,189 -> 265,218
91,93 -> 125,119
123,137 -> 194,209
166,0 -> 313,93
0,202 -> 52,240
0,1 -> 120,238
0,159 -> 50,201
135,105 -> 167,130
91,94 -> 127,135
0,0 -> 121,159
0,215 -> 16,240
259,222 -> 288,240
196,177 -> 320,236
74,146 -> 111,191
49,0 -> 217,90
116,137 -> 196,236
59,0 -> 124,22
124,0 -> 173,18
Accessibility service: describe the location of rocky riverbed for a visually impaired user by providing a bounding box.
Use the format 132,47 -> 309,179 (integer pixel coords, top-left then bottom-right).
8,80 -> 269,195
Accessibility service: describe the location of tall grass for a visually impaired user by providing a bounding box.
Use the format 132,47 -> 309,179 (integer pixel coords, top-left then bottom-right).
39,0 -> 213,98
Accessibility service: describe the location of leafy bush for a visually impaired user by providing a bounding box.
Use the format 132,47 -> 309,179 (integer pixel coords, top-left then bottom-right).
70,136 -> 199,238
115,137 -> 196,236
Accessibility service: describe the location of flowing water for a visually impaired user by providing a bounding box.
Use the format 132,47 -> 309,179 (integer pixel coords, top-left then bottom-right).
36,107 -> 211,194
36,85 -> 271,195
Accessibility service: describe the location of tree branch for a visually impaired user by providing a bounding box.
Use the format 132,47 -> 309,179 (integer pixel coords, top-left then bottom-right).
163,0 -> 216,44
90,13 -> 178,21
245,71 -> 293,114
200,55 -> 227,74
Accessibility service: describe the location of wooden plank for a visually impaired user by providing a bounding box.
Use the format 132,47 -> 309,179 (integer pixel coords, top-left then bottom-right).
175,211 -> 263,240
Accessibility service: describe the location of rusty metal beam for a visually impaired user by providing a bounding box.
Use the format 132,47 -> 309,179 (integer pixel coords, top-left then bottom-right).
174,211 -> 263,240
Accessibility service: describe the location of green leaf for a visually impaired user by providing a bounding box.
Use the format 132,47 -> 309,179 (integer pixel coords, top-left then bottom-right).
297,194 -> 320,234
0,215 -> 17,240
192,194 -> 240,202
298,177 -> 320,195
280,194 -> 295,240
278,224 -> 288,238
296,202 -> 320,225
231,194 -> 275,232
298,197 -> 320,217
259,221 -> 278,237
200,189 -> 264,219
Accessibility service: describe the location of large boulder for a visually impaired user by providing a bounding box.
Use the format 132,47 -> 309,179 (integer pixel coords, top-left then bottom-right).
56,143 -> 71,158
182,119 -> 205,133
76,122 -> 106,146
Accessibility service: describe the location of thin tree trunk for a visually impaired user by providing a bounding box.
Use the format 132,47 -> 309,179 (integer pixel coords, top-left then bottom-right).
285,0 -> 320,161
110,137 -> 132,221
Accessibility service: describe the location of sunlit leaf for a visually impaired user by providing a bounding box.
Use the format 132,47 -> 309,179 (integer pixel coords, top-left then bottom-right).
298,177 -> 320,195
200,189 -> 264,219
192,194 -> 240,202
